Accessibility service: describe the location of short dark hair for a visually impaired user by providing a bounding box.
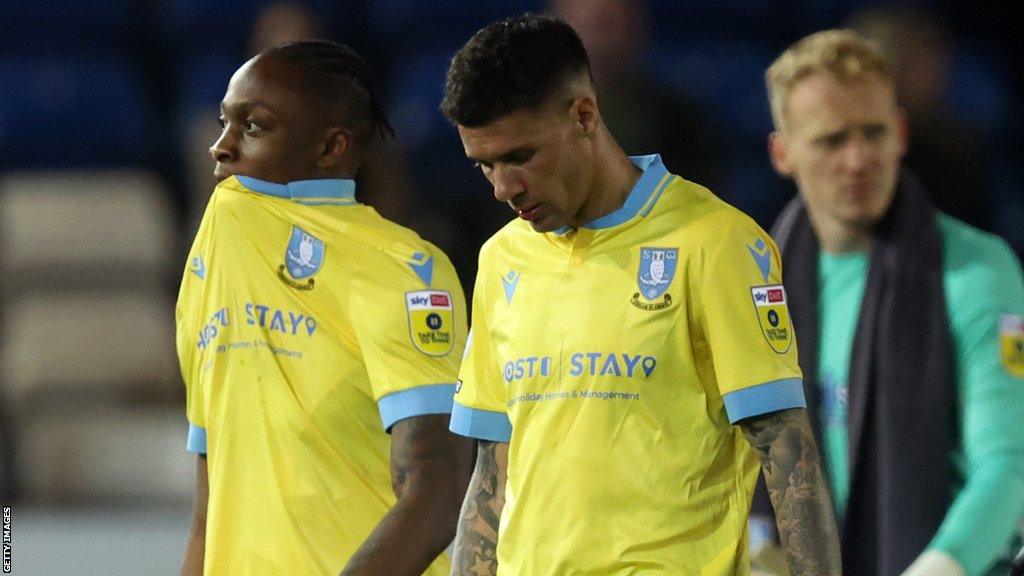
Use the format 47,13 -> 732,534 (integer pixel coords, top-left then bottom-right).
441,14 -> 592,127
262,40 -> 395,147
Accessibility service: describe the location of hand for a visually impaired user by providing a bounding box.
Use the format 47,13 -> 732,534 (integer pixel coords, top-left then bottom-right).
900,549 -> 965,576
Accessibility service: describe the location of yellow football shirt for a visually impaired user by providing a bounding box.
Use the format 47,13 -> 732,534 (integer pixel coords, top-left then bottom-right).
177,176 -> 465,575
451,155 -> 804,575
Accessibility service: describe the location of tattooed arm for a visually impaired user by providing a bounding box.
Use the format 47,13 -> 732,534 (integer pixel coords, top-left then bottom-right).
740,408 -> 841,576
340,414 -> 474,575
451,441 -> 509,576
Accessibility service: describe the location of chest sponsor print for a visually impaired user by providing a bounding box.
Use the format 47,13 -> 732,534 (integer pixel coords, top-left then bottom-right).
751,284 -> 793,354
406,290 -> 454,356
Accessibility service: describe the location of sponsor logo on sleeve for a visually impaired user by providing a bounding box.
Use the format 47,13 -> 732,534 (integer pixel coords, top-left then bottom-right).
999,314 -> 1024,378
278,225 -> 324,290
632,247 -> 677,310
747,238 -> 772,282
189,255 -> 206,280
751,284 -> 793,353
501,270 -> 520,303
407,252 -> 434,286
406,290 -> 454,356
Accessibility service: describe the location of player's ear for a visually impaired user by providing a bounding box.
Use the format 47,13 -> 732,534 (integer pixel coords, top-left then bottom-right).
571,95 -> 600,137
768,131 -> 793,177
320,126 -> 353,169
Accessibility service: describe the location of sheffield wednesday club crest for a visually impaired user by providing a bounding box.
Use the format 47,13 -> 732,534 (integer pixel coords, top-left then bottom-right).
278,225 -> 325,289
632,247 -> 677,310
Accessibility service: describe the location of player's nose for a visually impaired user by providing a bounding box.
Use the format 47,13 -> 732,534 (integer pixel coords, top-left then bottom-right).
492,166 -> 524,203
209,127 -> 237,163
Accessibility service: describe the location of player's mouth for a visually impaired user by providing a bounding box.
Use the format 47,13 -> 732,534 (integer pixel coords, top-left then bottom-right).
213,166 -> 234,181
517,203 -> 543,222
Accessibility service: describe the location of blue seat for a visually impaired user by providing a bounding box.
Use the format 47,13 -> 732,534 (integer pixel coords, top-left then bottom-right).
947,44 -> 1015,140
0,56 -> 154,168
386,50 -> 456,153
176,50 -> 240,117
651,39 -> 775,144
647,0 -> 782,35
718,151 -> 791,230
0,0 -> 136,54
367,0 -> 544,54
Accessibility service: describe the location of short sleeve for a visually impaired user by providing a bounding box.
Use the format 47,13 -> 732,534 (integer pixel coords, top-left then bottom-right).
450,260 -> 512,442
698,223 -> 806,423
350,248 -> 468,431
176,231 -> 208,451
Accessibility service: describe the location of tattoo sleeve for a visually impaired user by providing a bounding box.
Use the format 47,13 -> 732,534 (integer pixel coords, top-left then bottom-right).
450,440 -> 508,576
740,408 -> 842,576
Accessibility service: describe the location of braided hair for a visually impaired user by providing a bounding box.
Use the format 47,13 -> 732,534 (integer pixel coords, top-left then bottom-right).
262,40 -> 395,149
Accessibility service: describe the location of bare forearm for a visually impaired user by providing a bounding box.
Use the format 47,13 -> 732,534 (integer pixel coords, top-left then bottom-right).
341,488 -> 461,575
180,527 -> 206,576
342,415 -> 474,576
451,441 -> 506,576
742,408 -> 841,575
180,454 -> 207,576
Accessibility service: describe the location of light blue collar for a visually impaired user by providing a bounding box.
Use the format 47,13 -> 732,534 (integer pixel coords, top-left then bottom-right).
553,154 -> 672,235
236,176 -> 356,204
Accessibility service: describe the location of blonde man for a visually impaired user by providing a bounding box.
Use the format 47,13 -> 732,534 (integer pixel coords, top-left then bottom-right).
760,29 -> 1024,576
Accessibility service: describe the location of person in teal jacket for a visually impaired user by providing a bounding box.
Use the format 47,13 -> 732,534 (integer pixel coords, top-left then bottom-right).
756,29 -> 1024,576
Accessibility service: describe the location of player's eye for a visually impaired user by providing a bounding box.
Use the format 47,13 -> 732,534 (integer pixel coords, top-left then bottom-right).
217,116 -> 227,129
244,120 -> 264,134
507,150 -> 534,165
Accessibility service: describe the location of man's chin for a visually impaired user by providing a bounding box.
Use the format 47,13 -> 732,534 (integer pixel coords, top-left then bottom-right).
527,217 -> 564,233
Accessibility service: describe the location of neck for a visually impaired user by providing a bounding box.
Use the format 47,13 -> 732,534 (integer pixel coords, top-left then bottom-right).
810,216 -> 874,254
571,132 -> 642,227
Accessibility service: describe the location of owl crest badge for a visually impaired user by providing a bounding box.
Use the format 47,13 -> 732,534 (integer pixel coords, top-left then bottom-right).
278,225 -> 324,290
632,247 -> 677,310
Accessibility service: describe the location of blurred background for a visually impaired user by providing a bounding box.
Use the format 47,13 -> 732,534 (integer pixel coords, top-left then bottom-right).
0,0 -> 1020,573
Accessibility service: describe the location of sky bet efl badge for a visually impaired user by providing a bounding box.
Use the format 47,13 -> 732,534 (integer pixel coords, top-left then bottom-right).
751,285 -> 793,353
406,290 -> 454,356
278,225 -> 324,290
632,247 -> 677,310
999,314 -> 1024,378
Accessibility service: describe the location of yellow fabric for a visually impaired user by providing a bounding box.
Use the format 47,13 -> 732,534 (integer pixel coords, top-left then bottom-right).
176,176 -> 464,575
454,164 -> 803,575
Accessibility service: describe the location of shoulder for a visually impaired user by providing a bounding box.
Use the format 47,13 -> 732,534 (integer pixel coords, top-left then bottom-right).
342,209 -> 462,291
940,213 -> 1024,290
939,214 -> 1024,336
657,177 -> 771,253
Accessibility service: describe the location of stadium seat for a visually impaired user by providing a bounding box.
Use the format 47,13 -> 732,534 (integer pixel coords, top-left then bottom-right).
646,0 -> 781,36
151,0 -> 352,62
386,50 -> 455,153
717,152 -> 791,231
650,39 -> 775,144
20,406 -> 192,502
0,292 -> 178,406
0,0 -> 138,55
0,56 -> 154,168
0,170 -> 176,291
947,43 -> 1015,140
366,0 -> 544,55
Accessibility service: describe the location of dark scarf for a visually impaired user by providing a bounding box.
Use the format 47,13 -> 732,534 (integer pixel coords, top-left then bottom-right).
770,172 -> 956,575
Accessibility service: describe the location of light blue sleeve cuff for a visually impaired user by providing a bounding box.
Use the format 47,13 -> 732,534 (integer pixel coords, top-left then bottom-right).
377,384 -> 457,432
723,378 -> 806,424
187,423 -> 207,454
449,402 -> 512,442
